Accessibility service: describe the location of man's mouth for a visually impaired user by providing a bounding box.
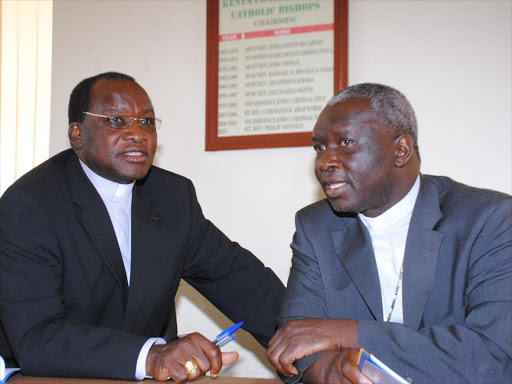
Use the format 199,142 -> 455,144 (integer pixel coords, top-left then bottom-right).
119,151 -> 148,163
322,181 -> 348,198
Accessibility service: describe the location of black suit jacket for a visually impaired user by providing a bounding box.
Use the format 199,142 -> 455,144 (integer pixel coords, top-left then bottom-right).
0,149 -> 284,380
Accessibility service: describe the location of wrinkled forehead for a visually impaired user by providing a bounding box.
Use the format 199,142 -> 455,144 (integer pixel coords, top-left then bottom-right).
316,98 -> 375,128
331,97 -> 373,116
89,79 -> 153,113
313,100 -> 395,147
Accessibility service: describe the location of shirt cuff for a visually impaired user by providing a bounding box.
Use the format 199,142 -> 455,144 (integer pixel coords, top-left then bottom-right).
135,337 -> 166,380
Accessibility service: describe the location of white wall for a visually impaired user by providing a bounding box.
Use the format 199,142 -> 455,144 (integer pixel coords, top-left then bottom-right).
349,1 -> 512,193
49,0 -> 511,378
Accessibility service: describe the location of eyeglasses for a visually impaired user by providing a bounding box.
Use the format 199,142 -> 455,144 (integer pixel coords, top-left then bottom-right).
83,111 -> 162,131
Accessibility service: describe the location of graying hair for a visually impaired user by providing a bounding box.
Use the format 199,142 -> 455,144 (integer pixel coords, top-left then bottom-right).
327,83 -> 418,150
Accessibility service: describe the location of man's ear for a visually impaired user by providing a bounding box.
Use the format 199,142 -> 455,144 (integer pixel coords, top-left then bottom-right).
394,134 -> 415,168
69,122 -> 83,150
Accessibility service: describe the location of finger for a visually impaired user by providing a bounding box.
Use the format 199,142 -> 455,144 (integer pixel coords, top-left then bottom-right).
271,335 -> 329,377
342,368 -> 373,384
268,320 -> 308,355
268,321 -> 298,351
266,338 -> 288,376
208,351 -> 239,379
176,333 -> 217,377
169,367 -> 188,384
277,345 -> 300,376
221,351 -> 239,365
268,327 -> 283,350
268,324 -> 293,350
357,372 -> 374,384
151,360 -> 175,382
190,352 -> 212,377
199,341 -> 222,376
346,365 -> 373,384
183,359 -> 203,382
267,342 -> 296,377
339,349 -> 373,384
152,368 -> 172,382
268,338 -> 300,377
267,335 -> 285,358
267,325 -> 296,373
162,335 -> 210,382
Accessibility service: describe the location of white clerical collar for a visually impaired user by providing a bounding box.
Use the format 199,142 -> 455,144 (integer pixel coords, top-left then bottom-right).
359,175 -> 421,230
79,159 -> 134,198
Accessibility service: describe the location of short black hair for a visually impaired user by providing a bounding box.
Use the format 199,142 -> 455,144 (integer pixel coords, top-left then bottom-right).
68,72 -> 135,125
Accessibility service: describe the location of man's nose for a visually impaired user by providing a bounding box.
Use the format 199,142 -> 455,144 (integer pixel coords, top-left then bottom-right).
318,148 -> 340,172
123,119 -> 146,142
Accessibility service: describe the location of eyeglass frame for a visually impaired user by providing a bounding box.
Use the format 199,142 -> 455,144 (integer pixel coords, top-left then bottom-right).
82,111 -> 162,131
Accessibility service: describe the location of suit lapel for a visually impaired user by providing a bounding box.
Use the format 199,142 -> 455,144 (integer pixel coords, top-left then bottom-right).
402,176 -> 444,329
66,155 -> 129,306
123,185 -> 164,333
332,216 -> 383,320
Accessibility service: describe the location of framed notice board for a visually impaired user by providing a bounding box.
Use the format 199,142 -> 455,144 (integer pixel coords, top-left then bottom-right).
206,0 -> 348,151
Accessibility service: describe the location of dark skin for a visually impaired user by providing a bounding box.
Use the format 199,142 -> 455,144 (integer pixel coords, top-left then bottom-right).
312,98 -> 419,218
303,350 -> 373,384
69,79 -> 157,184
147,334 -> 237,383
69,79 -> 237,382
267,319 -> 359,378
266,99 -> 420,383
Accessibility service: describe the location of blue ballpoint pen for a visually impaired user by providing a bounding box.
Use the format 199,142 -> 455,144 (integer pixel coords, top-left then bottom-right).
167,322 -> 244,380
215,333 -> 237,348
213,321 -> 244,348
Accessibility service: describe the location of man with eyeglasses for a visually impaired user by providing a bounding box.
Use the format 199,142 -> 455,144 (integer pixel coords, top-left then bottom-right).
0,72 -> 284,383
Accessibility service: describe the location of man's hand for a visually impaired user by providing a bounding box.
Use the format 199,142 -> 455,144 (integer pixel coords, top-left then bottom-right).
266,319 -> 358,377
302,349 -> 373,384
146,332 -> 239,383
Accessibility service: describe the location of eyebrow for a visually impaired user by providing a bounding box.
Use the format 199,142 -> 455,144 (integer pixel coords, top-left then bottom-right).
103,107 -> 155,115
312,125 -> 351,139
141,108 -> 155,115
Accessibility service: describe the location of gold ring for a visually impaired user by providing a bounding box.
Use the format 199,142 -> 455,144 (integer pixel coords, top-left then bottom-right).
184,359 -> 199,376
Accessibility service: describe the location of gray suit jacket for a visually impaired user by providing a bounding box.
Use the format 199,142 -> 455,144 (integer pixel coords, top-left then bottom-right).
279,175 -> 511,383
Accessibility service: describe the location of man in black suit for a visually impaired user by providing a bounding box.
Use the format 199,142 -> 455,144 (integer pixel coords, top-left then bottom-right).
0,72 -> 284,383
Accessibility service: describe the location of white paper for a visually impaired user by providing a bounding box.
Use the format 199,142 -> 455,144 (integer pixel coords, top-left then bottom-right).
361,356 -> 409,384
0,356 -> 20,384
